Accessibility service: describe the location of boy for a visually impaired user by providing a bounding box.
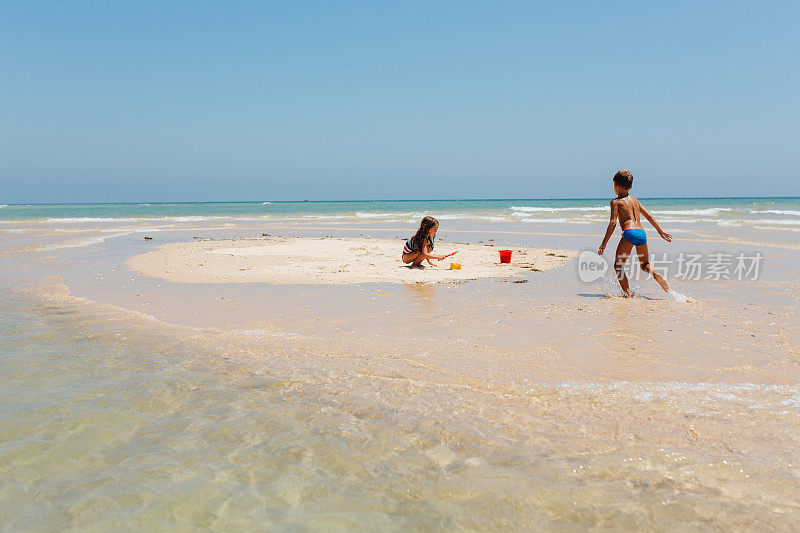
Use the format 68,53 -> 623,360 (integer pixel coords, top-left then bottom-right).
598,170 -> 672,297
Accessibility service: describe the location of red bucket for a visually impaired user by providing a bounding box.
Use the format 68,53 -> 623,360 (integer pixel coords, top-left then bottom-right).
499,249 -> 512,263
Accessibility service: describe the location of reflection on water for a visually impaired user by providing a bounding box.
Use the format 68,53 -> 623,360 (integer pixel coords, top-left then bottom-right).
2,292 -> 800,530
404,282 -> 437,312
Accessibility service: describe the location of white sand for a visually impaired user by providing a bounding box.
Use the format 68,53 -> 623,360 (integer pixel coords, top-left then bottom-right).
125,237 -> 574,285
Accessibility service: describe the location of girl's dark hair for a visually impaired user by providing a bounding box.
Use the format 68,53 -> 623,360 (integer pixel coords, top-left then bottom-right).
410,216 -> 438,253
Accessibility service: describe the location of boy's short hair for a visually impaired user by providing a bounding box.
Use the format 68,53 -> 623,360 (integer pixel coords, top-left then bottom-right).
613,169 -> 633,189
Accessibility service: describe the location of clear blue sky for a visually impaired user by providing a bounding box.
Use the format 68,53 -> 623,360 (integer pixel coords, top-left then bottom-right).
2,1 -> 799,202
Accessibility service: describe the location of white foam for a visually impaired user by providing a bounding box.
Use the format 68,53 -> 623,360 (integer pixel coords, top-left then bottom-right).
781,395 -> 800,407
45,217 -> 143,223
746,219 -> 800,226
518,217 -> 571,224
434,214 -> 508,221
510,206 -> 608,213
163,216 -> 228,222
355,212 -> 418,219
43,215 -> 232,223
657,218 -> 707,224
754,226 -> 800,232
652,208 -> 734,216
751,209 -> 800,216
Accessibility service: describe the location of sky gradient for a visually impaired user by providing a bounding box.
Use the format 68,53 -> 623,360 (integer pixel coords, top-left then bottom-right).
2,1 -> 799,202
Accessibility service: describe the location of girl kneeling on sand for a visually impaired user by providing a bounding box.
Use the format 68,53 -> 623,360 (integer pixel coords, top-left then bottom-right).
402,216 -> 446,266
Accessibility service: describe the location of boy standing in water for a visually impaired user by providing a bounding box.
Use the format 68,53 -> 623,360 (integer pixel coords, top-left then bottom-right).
598,170 -> 673,297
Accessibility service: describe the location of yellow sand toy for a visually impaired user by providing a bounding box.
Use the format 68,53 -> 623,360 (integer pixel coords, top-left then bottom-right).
449,262 -> 462,270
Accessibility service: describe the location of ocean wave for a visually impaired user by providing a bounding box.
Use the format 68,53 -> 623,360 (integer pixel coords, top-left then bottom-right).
262,202 -> 273,205
754,226 -> 800,232
163,216 -> 229,222
749,218 -> 800,226
651,208 -> 735,216
518,217 -> 570,224
751,209 -> 800,216
355,212 -> 418,219
510,206 -> 608,213
656,218 -> 712,224
45,217 -> 143,223
0,204 -> 7,208
718,218 -> 800,227
433,213 -> 508,221
1,228 -> 37,233
43,215 -> 233,223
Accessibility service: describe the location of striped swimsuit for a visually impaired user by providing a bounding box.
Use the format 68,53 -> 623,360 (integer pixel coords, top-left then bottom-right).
403,236 -> 434,255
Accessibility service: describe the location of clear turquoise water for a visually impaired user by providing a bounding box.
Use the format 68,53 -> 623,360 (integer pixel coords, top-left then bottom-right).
1,197 -> 799,222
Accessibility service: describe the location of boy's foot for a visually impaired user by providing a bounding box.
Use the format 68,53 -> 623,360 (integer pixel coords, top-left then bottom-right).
656,277 -> 670,292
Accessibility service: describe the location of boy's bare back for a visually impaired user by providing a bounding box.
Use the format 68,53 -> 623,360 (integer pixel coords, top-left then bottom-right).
611,195 -> 644,231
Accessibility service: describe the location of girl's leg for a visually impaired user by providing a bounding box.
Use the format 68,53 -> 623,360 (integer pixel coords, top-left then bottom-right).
402,252 -> 425,266
614,238 -> 634,297
636,244 -> 670,292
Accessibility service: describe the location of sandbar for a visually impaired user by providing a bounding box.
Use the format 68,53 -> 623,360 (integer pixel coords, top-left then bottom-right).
125,237 -> 574,285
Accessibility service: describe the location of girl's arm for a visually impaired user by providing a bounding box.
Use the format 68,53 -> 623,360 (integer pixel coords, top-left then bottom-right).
419,250 -> 445,261
640,203 -> 673,241
412,245 -> 444,262
598,201 -> 618,255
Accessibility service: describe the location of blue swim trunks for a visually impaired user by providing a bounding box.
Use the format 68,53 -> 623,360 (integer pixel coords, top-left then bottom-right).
622,228 -> 647,246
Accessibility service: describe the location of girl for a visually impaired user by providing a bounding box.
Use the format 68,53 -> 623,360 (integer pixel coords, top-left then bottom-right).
402,216 -> 446,266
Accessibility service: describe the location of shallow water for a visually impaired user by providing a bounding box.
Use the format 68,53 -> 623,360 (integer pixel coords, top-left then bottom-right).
2,293 -> 800,530
2,202 -> 800,529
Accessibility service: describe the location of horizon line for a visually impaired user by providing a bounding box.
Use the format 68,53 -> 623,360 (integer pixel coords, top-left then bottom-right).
2,196 -> 799,206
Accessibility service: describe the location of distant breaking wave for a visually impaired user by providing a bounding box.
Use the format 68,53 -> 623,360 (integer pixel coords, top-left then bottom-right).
355,212 -> 418,219
751,209 -> 800,216
651,208 -> 735,216
44,215 -> 235,223
510,206 -> 608,213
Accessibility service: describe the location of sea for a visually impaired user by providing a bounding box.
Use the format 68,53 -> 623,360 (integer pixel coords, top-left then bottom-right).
1,198 -> 799,530
2,197 -> 800,229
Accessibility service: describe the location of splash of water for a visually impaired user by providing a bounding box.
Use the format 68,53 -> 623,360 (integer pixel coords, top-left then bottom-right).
667,288 -> 693,303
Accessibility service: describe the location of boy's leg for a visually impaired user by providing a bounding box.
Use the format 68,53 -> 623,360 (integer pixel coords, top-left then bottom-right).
636,244 -> 670,292
614,238 -> 634,297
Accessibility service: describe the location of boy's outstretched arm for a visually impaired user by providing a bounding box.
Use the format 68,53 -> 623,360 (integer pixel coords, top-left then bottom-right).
598,201 -> 618,255
639,204 -> 673,242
